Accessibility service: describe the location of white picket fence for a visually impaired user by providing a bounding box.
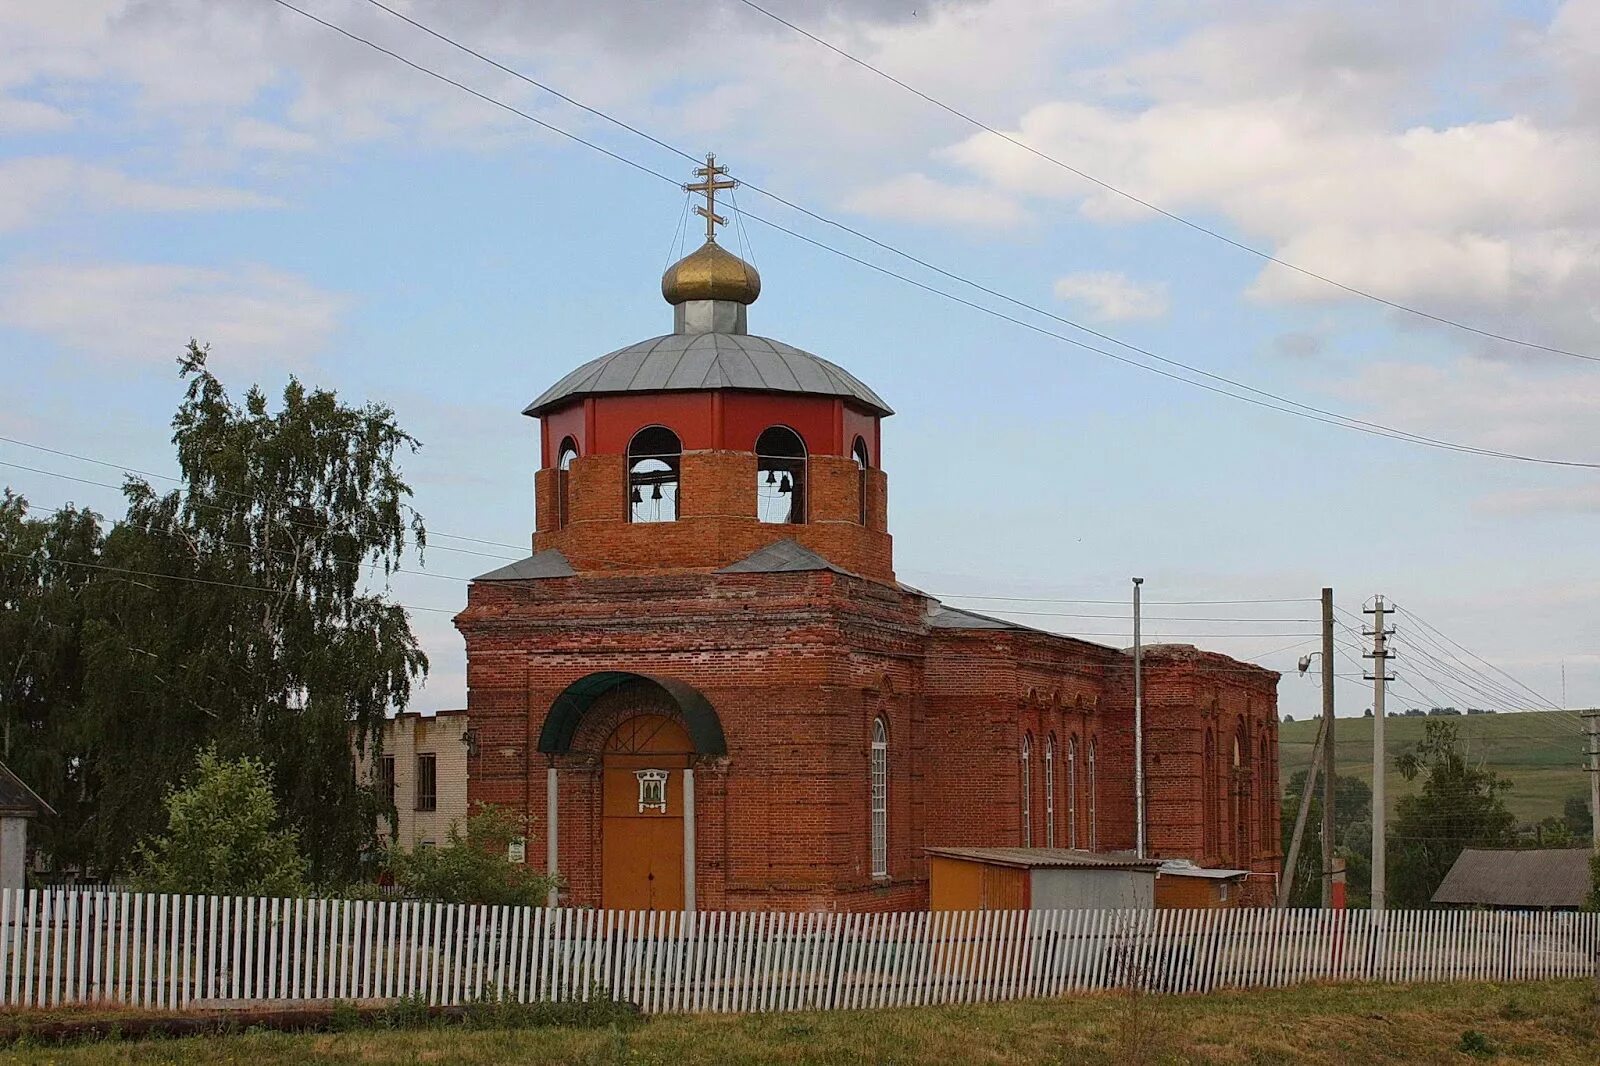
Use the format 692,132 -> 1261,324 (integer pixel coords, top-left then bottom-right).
0,890 -> 1595,1014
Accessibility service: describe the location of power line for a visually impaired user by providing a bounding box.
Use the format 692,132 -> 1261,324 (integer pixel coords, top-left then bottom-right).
267,0 -> 1600,471
731,0 -> 1600,366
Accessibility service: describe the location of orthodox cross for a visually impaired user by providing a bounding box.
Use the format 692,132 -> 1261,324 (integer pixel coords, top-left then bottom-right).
684,152 -> 737,243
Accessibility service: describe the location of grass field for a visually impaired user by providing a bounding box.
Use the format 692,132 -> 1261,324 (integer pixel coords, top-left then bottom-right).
1279,710 -> 1592,824
4,981 -> 1597,1065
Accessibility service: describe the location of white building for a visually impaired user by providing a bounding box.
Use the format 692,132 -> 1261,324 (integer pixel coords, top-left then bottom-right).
357,710 -> 470,849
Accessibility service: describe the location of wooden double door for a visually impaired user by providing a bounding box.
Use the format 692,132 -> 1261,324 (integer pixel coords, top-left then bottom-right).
600,714 -> 691,911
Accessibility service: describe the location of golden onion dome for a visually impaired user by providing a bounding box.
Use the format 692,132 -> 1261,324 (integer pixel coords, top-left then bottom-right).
661,240 -> 761,306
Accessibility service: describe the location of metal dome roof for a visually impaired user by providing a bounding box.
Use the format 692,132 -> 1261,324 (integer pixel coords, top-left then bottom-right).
524,332 -> 893,416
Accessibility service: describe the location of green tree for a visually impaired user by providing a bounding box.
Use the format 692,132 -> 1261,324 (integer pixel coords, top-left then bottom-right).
2,342 -> 427,882
384,805 -> 556,906
1560,795 -> 1590,838
1279,770 -> 1373,907
1388,720 -> 1517,908
0,492 -> 105,872
136,748 -> 307,895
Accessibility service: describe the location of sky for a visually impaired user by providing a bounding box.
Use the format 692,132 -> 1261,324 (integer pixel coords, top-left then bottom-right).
1,0 -> 1596,731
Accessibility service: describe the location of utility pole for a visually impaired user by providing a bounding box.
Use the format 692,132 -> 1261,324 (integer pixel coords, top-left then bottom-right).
1278,715 -> 1326,907
1364,596 -> 1393,912
1133,577 -> 1146,858
1584,709 -> 1599,850
1320,587 -> 1336,908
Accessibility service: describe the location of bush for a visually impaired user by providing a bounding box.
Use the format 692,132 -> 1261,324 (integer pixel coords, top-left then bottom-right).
1457,1029 -> 1494,1056
383,804 -> 557,906
135,748 -> 307,896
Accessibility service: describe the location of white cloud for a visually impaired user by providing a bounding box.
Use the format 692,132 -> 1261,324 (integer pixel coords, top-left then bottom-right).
0,262 -> 346,366
845,172 -> 1026,227
1476,484 -> 1600,517
1053,271 -> 1166,321
935,7 -> 1600,357
1334,357 -> 1600,459
230,118 -> 317,155
0,157 -> 279,232
0,96 -> 72,133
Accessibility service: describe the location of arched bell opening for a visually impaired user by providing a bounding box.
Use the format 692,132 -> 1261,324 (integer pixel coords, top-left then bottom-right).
755,425 -> 806,524
627,426 -> 681,524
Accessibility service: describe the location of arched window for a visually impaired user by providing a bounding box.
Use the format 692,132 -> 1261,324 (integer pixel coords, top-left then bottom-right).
1231,732 -> 1244,861
627,426 -> 680,523
1067,735 -> 1079,848
1087,737 -> 1098,851
556,437 -> 578,529
1020,733 -> 1033,846
852,435 -> 870,526
870,718 -> 888,878
756,426 -> 806,524
1044,734 -> 1057,848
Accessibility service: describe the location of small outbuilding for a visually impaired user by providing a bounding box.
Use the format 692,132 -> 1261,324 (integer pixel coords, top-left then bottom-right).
1431,848 -> 1595,911
1155,859 -> 1250,909
0,761 -> 53,892
927,847 -> 1163,910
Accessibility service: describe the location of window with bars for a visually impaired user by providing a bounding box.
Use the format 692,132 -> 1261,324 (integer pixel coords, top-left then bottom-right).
415,753 -> 437,812
379,755 -> 396,811
870,718 -> 888,879
1044,735 -> 1056,848
1020,733 -> 1033,847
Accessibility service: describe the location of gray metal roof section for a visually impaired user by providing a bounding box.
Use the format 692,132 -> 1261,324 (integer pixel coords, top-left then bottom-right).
1431,848 -> 1593,908
926,847 -> 1163,871
1158,859 -> 1250,881
925,601 -> 1038,632
0,761 -> 53,817
473,550 -> 576,581
717,539 -> 857,577
525,333 -> 893,416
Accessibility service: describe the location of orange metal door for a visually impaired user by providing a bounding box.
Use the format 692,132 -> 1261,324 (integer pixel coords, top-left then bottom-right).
600,715 -> 691,911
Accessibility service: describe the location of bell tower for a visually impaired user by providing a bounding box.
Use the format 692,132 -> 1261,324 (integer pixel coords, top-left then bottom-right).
524,155 -> 894,583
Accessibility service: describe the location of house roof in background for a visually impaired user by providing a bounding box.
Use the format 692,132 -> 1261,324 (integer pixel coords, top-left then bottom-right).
1431,848 -> 1593,908
0,762 -> 53,818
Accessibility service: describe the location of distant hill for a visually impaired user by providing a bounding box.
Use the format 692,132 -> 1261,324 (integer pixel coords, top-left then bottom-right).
1278,710 -> 1591,825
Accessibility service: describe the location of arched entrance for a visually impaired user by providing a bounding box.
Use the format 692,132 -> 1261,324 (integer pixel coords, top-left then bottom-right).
601,714 -> 693,910
538,671 -> 726,911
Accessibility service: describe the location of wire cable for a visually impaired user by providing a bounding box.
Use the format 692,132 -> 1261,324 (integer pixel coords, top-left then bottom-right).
269,0 -> 1600,470
731,0 -> 1600,365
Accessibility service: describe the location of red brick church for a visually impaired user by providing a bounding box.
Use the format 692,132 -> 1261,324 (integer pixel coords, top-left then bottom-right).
457,159 -> 1281,912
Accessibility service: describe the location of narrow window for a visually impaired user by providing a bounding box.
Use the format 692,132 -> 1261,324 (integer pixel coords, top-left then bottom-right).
556,437 -> 578,528
1067,736 -> 1079,848
415,753 -> 437,812
852,435 -> 870,526
1044,735 -> 1057,848
379,755 -> 396,811
1020,733 -> 1033,847
756,426 -> 806,524
1258,735 -> 1272,849
1087,738 -> 1098,851
1203,729 -> 1216,855
627,426 -> 681,523
870,718 -> 888,878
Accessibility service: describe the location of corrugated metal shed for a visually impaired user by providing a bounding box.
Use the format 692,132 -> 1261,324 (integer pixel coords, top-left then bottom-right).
1431,848 -> 1594,909
926,847 -> 1164,871
525,333 -> 892,416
